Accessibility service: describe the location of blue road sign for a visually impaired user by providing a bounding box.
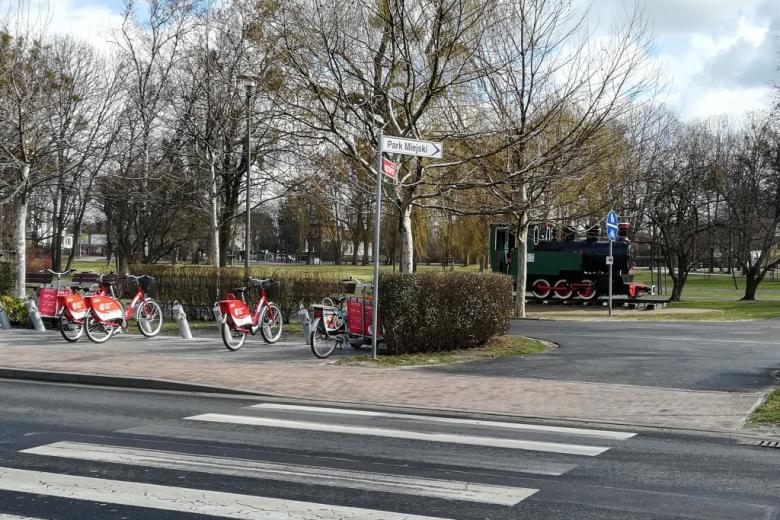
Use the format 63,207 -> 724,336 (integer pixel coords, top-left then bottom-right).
606,210 -> 618,241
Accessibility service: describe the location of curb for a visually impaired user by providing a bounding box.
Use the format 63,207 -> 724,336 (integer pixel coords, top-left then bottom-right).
0,368 -> 260,396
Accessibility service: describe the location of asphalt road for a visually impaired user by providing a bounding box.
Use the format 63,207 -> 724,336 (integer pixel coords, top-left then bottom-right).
0,380 -> 777,520
427,319 -> 780,392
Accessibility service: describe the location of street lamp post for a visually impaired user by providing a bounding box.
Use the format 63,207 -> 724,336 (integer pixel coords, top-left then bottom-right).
238,74 -> 257,271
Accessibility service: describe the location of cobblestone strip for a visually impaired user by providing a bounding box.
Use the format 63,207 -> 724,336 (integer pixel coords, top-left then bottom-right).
0,341 -> 763,432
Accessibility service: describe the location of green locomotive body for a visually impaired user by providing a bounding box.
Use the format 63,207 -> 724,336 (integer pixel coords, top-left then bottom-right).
490,223 -> 650,300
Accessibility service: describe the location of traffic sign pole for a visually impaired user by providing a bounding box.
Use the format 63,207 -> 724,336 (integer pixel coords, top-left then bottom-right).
605,210 -> 618,318
608,240 -> 613,318
371,126 -> 383,360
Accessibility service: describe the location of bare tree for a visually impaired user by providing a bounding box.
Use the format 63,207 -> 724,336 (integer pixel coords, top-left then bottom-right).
0,18 -> 54,296
109,0 -> 194,269
44,36 -> 122,271
719,112 -> 780,300
277,0 -> 496,272
449,0 -> 659,316
645,120 -> 714,300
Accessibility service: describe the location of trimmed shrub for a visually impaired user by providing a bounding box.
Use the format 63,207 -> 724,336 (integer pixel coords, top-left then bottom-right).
380,272 -> 512,355
0,295 -> 28,327
128,265 -> 342,322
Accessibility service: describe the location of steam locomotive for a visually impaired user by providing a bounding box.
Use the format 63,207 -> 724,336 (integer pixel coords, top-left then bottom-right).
489,223 -> 651,300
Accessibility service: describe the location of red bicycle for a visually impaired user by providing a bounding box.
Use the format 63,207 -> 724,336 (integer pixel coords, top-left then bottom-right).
217,278 -> 283,351
36,268 -> 89,342
84,274 -> 163,343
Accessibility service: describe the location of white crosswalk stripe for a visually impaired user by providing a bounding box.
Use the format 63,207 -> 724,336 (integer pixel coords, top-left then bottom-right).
7,402 -> 638,519
185,413 -> 612,456
249,403 -> 637,440
22,441 -> 538,506
0,466 -> 453,520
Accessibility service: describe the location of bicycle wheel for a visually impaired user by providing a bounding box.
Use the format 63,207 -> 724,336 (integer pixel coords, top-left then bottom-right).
310,318 -> 338,359
137,299 -> 163,337
221,317 -> 247,351
58,308 -> 83,342
259,303 -> 283,343
84,309 -> 116,343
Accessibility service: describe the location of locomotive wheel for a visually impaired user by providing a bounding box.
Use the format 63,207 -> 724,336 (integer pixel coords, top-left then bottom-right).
576,279 -> 597,300
553,279 -> 573,299
531,279 -> 551,299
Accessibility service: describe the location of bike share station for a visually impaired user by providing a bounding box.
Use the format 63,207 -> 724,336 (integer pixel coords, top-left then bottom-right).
299,132 -> 444,359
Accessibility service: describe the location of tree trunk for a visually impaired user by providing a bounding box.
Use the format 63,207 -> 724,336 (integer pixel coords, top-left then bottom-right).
400,204 -> 413,273
513,212 -> 529,318
742,265 -> 761,300
209,158 -> 220,268
14,190 -> 28,299
351,239 -> 359,265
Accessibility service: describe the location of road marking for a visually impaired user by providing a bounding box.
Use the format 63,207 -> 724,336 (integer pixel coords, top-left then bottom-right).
0,515 -> 43,520
117,424 -> 578,476
23,442 -> 537,506
249,403 -> 636,440
185,414 -> 610,456
0,466 -> 452,520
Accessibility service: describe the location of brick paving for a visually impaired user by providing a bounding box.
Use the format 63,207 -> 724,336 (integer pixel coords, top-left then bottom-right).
0,330 -> 767,432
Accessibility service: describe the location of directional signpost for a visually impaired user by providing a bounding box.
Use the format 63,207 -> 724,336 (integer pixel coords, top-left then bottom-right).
371,135 -> 443,359
606,210 -> 618,317
381,136 -> 443,159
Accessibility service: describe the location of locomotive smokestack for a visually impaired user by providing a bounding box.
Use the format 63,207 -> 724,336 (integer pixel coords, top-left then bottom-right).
618,223 -> 630,241
586,225 -> 599,242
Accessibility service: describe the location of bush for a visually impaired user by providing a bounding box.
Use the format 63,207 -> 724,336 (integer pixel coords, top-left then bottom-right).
380,272 -> 512,355
128,265 -> 343,322
0,295 -> 28,327
0,262 -> 13,295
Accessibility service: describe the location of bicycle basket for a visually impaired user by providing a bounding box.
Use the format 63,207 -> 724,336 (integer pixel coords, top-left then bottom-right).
139,276 -> 156,297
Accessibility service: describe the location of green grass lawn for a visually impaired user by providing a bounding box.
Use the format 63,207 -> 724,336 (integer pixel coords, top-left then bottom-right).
67,257 -> 481,278
749,389 -> 780,426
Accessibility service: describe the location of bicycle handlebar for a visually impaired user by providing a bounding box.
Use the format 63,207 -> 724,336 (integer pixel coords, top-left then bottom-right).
119,274 -> 153,282
39,268 -> 76,277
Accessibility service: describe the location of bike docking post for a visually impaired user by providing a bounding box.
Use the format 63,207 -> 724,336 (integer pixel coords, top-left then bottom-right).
298,307 -> 312,345
172,301 -> 193,339
0,304 -> 11,330
24,298 -> 46,332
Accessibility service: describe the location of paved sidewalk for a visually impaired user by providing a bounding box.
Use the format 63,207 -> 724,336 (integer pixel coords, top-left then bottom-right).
0,330 -> 767,433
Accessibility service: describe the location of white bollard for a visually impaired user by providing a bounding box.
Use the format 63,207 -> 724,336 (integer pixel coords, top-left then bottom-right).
298,307 -> 312,345
24,299 -> 46,332
212,302 -> 222,323
0,305 -> 11,330
172,301 -> 192,339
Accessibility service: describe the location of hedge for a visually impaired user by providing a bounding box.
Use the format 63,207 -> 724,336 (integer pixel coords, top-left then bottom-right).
124,266 -> 512,354
379,272 -> 512,355
0,262 -> 13,295
128,265 -> 342,322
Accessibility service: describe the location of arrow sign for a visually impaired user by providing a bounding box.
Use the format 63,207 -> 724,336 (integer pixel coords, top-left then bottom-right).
605,210 -> 618,242
381,136 -> 443,158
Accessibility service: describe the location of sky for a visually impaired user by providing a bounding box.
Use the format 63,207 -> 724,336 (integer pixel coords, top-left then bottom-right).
3,0 -> 779,121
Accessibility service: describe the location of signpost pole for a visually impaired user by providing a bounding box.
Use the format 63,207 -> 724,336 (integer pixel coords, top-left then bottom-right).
608,239 -> 613,318
371,126 -> 383,360
606,209 -> 618,318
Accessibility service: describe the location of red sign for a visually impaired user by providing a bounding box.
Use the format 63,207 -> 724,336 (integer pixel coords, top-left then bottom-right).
382,158 -> 396,179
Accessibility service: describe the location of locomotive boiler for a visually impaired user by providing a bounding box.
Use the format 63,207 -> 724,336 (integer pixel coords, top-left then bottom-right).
489,223 -> 651,300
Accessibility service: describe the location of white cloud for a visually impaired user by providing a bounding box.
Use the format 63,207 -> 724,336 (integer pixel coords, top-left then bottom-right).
1,0 -> 122,52
579,0 -> 780,120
